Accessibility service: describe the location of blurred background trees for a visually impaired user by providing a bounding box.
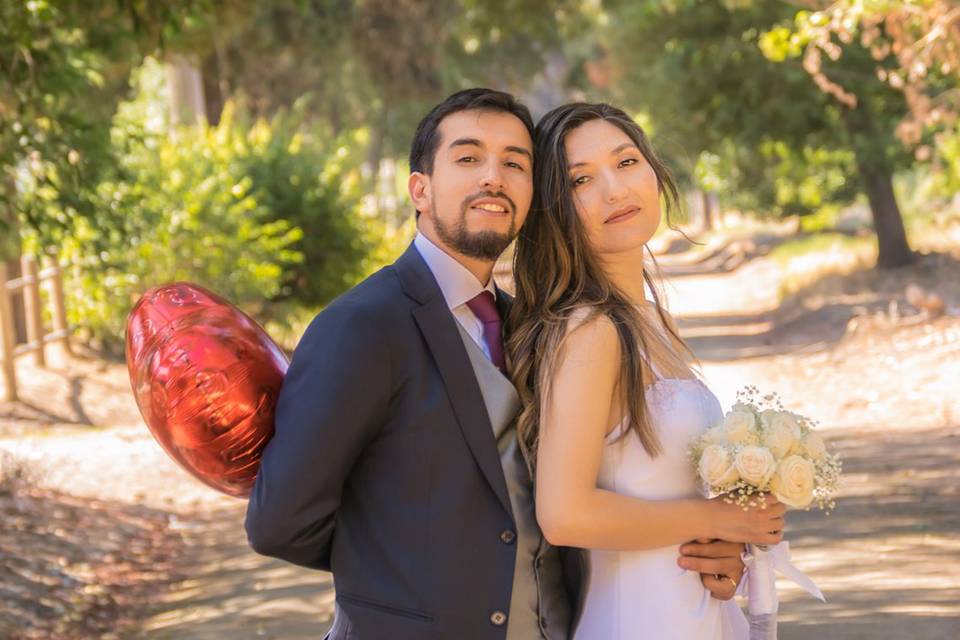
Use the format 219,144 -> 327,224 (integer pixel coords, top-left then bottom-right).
2,0 -> 958,349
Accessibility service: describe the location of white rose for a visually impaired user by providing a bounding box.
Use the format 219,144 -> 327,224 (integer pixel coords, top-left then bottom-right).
723,409 -> 759,445
698,445 -> 740,488
702,425 -> 726,445
801,431 -> 827,463
760,409 -> 801,438
770,455 -> 816,508
759,409 -> 779,430
762,414 -> 801,459
734,445 -> 776,487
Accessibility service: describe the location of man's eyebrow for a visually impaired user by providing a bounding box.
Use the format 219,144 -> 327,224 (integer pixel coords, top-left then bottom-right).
449,137 -> 482,149
449,138 -> 532,163
568,142 -> 640,170
505,145 -> 533,162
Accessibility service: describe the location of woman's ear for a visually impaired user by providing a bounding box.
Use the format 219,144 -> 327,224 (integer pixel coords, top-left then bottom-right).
408,172 -> 431,217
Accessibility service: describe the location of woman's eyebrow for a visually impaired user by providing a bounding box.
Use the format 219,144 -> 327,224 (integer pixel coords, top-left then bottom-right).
569,142 -> 640,170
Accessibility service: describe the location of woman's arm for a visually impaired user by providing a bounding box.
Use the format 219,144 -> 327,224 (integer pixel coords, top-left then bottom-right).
535,313 -> 784,551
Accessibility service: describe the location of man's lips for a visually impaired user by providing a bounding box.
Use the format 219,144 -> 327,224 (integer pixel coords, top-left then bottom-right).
468,198 -> 512,215
604,206 -> 640,224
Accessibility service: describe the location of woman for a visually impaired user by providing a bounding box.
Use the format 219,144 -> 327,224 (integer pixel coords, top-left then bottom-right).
506,103 -> 785,639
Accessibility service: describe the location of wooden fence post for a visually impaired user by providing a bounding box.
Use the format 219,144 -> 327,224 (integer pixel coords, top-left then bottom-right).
21,255 -> 45,367
43,256 -> 71,355
0,263 -> 18,402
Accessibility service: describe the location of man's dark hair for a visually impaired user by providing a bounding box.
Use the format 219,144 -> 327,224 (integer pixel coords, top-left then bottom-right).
408,88 -> 535,176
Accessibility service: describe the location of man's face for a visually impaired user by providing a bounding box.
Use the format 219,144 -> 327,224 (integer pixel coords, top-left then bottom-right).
410,109 -> 533,262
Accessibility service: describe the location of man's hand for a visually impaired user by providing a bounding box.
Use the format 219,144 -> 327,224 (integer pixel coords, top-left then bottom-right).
677,538 -> 746,601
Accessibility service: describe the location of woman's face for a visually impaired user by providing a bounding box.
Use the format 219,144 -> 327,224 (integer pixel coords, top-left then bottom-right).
563,119 -> 661,256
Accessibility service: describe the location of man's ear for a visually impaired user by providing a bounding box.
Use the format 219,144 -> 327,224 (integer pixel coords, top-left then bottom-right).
408,171 -> 431,217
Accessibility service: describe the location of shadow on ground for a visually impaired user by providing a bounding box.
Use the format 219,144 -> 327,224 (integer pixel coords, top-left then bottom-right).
777,424 -> 960,640
657,233 -> 785,276
677,251 -> 960,361
140,505 -> 334,640
0,487 -> 182,639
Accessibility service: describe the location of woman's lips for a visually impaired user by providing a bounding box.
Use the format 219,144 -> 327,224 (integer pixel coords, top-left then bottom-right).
604,207 -> 639,224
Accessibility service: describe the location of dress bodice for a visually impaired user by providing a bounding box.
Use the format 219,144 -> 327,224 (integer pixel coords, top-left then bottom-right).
573,377 -> 747,640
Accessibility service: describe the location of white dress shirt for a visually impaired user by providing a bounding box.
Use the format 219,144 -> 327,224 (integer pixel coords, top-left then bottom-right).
414,232 -> 497,361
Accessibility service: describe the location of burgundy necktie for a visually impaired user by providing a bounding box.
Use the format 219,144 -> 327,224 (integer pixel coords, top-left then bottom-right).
466,291 -> 506,371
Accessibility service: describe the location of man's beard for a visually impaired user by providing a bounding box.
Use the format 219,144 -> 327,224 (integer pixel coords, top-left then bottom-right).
433,192 -> 518,261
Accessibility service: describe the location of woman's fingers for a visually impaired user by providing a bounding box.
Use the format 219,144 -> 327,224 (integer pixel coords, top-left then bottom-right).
681,540 -> 742,557
759,530 -> 783,545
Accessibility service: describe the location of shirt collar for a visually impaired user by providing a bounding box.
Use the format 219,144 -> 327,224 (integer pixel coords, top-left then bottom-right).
414,231 -> 496,311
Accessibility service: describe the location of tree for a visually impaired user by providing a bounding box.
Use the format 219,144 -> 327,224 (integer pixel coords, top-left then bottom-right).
600,0 -> 917,267
789,0 -> 960,145
0,0 -> 218,251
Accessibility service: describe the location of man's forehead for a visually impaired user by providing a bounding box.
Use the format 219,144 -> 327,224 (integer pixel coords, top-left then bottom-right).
437,110 -> 532,149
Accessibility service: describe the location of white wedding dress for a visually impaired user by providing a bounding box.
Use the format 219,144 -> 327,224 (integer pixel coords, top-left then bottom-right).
573,374 -> 749,640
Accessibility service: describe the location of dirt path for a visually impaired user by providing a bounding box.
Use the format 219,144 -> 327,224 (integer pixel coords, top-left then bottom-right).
2,233 -> 959,638
656,237 -> 960,639
0,350 -> 336,638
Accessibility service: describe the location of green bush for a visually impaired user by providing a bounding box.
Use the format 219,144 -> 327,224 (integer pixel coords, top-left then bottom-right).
18,58 -> 405,350
51,107 -> 305,349
235,97 -> 374,307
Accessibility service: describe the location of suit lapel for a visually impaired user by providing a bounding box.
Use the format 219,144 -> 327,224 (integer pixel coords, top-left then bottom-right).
396,243 -> 514,518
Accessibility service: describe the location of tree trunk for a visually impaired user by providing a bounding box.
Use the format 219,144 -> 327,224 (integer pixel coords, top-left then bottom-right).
841,103 -> 914,269
201,47 -> 226,126
165,54 -> 208,128
857,159 -> 915,268
0,174 -> 25,344
701,190 -> 715,232
365,103 -> 389,220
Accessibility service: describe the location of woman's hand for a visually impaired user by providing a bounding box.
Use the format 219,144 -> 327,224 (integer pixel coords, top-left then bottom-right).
707,493 -> 786,546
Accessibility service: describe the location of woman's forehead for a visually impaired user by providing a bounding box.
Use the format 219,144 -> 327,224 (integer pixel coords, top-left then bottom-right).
564,120 -> 636,165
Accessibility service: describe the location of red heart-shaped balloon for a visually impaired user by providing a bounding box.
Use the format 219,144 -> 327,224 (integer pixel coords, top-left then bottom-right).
126,283 -> 288,497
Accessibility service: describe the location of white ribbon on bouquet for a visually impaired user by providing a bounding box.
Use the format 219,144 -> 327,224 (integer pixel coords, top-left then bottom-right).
738,541 -> 825,640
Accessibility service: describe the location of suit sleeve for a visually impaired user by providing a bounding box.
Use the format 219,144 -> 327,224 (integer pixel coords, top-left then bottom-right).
244,302 -> 391,570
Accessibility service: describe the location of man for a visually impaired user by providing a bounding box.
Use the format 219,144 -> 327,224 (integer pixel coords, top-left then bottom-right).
245,88 -> 744,639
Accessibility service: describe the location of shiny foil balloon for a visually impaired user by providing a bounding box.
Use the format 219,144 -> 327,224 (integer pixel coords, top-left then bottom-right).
126,283 -> 289,497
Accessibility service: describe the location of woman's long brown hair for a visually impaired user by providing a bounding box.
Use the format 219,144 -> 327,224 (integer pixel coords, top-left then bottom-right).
506,102 -> 696,473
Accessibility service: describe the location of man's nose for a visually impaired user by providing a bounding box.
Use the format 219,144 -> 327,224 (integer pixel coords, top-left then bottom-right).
479,162 -> 506,191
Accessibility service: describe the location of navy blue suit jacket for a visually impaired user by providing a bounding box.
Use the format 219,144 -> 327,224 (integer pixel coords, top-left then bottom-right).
246,243 -> 582,639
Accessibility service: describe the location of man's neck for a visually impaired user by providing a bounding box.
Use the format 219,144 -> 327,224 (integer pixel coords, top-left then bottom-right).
416,223 -> 496,287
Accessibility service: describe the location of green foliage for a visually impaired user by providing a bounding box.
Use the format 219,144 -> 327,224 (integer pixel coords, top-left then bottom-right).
695,140 -> 858,219
236,97 -> 379,307
599,0 -> 910,213
47,96 -> 305,347
1,0 -> 114,247
1,0 -> 219,247
936,125 -> 960,195
18,55 -> 403,348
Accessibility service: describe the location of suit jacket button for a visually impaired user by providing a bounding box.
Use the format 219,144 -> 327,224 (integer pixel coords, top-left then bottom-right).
500,529 -> 516,544
490,611 -> 507,626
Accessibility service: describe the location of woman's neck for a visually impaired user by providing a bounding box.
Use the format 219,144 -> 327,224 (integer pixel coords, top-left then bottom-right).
598,247 -> 648,304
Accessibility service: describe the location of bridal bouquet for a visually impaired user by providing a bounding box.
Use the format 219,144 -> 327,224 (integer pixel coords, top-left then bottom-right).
690,386 -> 841,510
690,387 -> 841,639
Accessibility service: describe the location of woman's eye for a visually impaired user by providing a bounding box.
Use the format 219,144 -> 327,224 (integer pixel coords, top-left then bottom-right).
458,156 -> 477,163
505,161 -> 525,170
572,175 -> 590,186
619,158 -> 639,168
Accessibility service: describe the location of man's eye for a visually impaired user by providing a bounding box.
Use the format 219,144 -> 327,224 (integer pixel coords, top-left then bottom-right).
619,158 -> 638,168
